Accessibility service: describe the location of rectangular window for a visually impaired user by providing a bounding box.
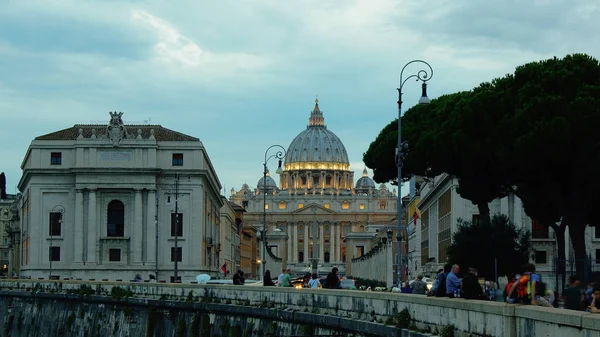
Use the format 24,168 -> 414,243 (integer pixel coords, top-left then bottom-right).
324,203 -> 330,209
298,203 -> 304,209
50,152 -> 62,165
535,250 -> 547,264
264,203 -> 269,210
379,200 -> 387,210
172,153 -> 184,166
171,247 -> 182,262
109,249 -> 121,262
298,251 -> 304,263
170,213 -> 183,237
49,212 -> 62,236
278,202 -> 287,210
342,202 -> 349,210
49,247 -> 60,262
359,204 -> 365,210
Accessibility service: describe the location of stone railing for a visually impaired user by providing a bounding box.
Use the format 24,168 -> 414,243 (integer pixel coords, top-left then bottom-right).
351,243 -> 394,288
1,279 -> 600,337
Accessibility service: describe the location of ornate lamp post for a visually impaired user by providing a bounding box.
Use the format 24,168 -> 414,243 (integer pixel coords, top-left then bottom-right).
396,60 -> 433,285
261,145 -> 286,280
165,175 -> 182,282
49,205 -> 65,280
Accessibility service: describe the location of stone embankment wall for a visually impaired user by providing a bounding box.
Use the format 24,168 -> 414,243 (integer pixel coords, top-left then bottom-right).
1,279 -> 600,337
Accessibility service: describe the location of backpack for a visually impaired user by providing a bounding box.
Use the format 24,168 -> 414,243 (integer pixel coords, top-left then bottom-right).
435,274 -> 447,297
516,274 -> 532,303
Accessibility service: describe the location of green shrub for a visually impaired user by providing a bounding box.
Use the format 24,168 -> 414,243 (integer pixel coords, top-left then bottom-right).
440,325 -> 455,337
395,308 -> 411,329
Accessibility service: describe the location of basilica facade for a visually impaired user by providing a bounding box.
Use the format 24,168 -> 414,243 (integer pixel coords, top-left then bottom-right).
230,100 -> 397,276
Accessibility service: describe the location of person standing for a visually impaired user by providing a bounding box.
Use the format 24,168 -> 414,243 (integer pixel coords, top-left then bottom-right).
446,265 -> 462,297
563,276 -> 583,310
280,269 -> 292,287
461,268 -> 484,300
263,270 -> 275,286
411,276 -> 428,295
308,273 -> 321,288
233,270 -> 246,285
325,267 -> 340,289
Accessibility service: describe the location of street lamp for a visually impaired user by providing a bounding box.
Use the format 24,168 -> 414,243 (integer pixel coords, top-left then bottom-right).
49,205 -> 65,280
261,144 -> 286,280
396,60 -> 433,285
165,175 -> 182,283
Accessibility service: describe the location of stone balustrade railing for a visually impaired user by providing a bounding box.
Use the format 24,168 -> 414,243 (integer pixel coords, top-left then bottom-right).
350,243 -> 394,288
1,279 -> 600,337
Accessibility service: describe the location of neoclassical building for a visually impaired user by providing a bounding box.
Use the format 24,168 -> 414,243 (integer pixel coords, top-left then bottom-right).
230,100 -> 397,276
17,112 -> 223,282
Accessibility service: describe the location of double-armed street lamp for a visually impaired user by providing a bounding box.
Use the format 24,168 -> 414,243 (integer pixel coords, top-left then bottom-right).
261,145 -> 286,279
396,60 -> 433,285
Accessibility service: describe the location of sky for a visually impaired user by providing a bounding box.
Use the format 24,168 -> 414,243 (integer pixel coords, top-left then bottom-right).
1,0 -> 599,197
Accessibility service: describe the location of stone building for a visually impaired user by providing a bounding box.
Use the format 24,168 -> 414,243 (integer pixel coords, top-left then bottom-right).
17,112 -> 223,282
230,100 -> 397,276
219,197 -> 240,278
0,194 -> 19,277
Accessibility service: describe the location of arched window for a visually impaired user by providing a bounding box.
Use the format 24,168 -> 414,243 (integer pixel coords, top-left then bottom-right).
107,200 -> 125,237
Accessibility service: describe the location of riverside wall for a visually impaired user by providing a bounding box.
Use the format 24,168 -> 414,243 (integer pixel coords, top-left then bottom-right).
0,279 -> 599,337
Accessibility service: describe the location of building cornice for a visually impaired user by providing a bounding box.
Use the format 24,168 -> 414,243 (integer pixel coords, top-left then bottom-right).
417,173 -> 453,210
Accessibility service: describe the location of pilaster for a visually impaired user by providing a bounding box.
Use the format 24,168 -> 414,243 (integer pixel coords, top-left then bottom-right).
74,189 -> 85,263
303,224 -> 309,262
319,222 -> 324,263
133,189 -> 143,264
86,189 -> 97,264
146,189 -> 156,266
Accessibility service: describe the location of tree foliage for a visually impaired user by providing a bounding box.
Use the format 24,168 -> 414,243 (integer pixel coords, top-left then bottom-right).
364,54 -> 600,275
0,172 -> 6,200
447,214 -> 532,279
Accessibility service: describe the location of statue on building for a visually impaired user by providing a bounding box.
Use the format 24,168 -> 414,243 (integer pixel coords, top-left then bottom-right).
107,111 -> 128,147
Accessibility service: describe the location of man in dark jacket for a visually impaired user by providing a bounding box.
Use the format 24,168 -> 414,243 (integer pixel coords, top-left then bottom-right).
462,267 -> 484,300
233,270 -> 245,285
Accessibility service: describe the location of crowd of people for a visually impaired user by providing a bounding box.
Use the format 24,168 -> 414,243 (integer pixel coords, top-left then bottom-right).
396,262 -> 600,312
260,267 -> 342,289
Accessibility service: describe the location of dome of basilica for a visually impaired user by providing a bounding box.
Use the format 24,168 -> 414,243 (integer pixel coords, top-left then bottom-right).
355,168 -> 376,190
284,99 -> 349,170
257,170 -> 277,190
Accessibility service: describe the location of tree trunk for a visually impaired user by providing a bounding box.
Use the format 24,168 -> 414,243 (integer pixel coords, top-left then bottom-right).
568,222 -> 588,279
551,222 -> 566,293
477,202 -> 491,226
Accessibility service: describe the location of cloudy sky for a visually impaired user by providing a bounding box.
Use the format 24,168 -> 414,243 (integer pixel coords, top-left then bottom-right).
1,0 -> 598,196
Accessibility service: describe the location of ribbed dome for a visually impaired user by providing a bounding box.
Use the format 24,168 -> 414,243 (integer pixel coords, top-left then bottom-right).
355,168 -> 375,189
284,99 -> 349,167
257,170 -> 277,190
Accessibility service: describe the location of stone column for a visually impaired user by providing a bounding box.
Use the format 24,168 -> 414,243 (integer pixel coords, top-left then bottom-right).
287,223 -> 293,262
307,171 -> 312,189
303,224 -> 309,262
321,172 -> 325,189
319,223 -> 324,263
146,189 -> 156,266
86,189 -> 97,264
133,189 -> 143,263
293,222 -> 298,263
332,222 -> 337,263
74,189 -> 85,263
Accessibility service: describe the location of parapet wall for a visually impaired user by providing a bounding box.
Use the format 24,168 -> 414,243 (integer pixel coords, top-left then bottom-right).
1,279 -> 599,337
